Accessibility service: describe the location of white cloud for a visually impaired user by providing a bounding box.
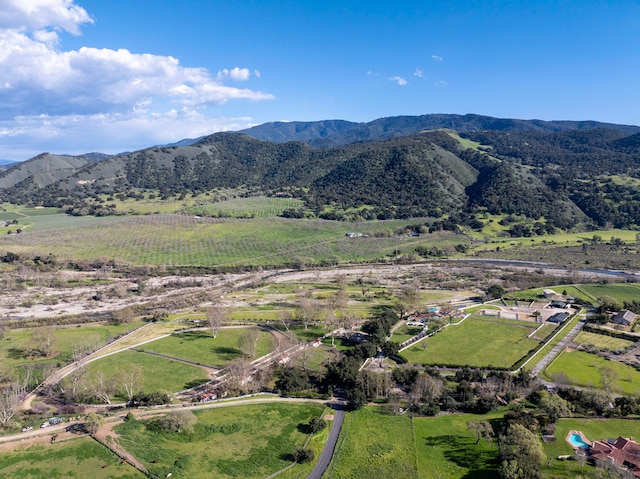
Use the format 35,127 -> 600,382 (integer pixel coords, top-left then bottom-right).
413,68 -> 424,78
435,80 -> 448,87
0,0 -> 274,160
0,0 -> 93,35
432,55 -> 443,61
389,76 -> 407,86
0,110 -> 258,158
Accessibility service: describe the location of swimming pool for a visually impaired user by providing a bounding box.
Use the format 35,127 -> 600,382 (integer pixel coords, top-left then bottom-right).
568,433 -> 590,449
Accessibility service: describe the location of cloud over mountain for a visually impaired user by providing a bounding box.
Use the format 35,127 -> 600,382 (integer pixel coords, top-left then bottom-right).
0,0 -> 273,160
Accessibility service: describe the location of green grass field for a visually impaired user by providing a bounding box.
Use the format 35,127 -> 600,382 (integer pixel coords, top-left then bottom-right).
325,407 -> 418,479
578,283 -> 640,304
140,328 -> 275,367
87,349 -> 210,397
0,322 -> 145,375
0,437 -> 144,479
413,411 -> 502,479
545,350 -> 640,395
114,402 -> 324,479
573,331 -> 635,351
401,316 -> 540,369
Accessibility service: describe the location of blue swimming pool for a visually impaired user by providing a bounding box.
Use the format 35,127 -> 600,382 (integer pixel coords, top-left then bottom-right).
568,433 -> 590,449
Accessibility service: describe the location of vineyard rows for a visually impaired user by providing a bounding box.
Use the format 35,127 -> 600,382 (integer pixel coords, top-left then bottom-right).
0,214 -> 461,267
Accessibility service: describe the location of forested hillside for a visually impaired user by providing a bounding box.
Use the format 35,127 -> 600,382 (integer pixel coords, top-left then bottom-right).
1,114 -> 639,230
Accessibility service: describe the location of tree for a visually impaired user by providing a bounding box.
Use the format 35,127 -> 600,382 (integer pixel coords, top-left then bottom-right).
537,391 -> 571,423
486,284 -> 505,300
84,412 -> 104,435
600,366 -> 619,397
238,327 -> 261,358
499,423 -> 546,479
89,371 -> 115,404
308,417 -> 328,433
291,447 -> 315,463
112,306 -> 135,324
394,281 -> 421,319
157,410 -> 196,433
0,385 -> 20,427
30,326 -> 54,357
275,366 -> 310,394
296,287 -> 320,330
467,420 -> 494,445
119,364 -> 143,402
207,301 -> 227,338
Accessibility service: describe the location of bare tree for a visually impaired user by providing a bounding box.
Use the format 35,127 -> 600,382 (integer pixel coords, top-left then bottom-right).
238,328 -> 261,358
89,371 -> 115,404
112,306 -> 135,324
0,385 -> 20,427
225,358 -> 252,394
30,326 -> 55,358
119,364 -> 143,402
296,288 -> 320,330
207,301 -> 227,339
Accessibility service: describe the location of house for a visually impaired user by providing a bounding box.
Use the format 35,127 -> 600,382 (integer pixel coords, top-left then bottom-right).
543,289 -> 558,299
547,312 -> 570,324
612,310 -> 637,326
590,437 -> 640,477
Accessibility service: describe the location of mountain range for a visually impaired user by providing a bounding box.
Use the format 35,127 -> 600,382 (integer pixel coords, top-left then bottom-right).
1,113 -> 639,229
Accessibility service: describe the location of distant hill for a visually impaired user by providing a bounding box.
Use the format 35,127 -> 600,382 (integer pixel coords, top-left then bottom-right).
1,113 -> 639,229
240,113 -> 640,147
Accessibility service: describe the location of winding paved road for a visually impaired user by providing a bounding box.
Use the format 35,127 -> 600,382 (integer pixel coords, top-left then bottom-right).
307,408 -> 345,479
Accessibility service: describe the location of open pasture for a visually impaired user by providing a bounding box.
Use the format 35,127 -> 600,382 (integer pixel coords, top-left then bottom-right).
140,328 -> 276,367
401,316 -> 540,368
0,214 -> 463,267
87,349 -> 209,397
577,283 -> 640,304
0,321 -> 144,373
0,437 -> 144,479
545,350 -> 640,395
325,407 -> 418,479
115,402 -> 324,479
413,411 -> 502,479
573,331 -> 636,351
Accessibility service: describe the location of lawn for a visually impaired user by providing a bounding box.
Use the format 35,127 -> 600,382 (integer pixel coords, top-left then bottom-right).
87,349 -> 210,397
542,418 -> 640,478
324,407 -> 418,479
114,402 -> 324,479
401,317 -> 540,369
544,350 -> 640,395
413,411 -> 503,479
0,437 -> 144,479
140,328 -> 276,367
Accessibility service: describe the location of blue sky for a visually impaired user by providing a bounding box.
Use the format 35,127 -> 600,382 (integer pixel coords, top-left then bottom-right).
0,0 -> 639,161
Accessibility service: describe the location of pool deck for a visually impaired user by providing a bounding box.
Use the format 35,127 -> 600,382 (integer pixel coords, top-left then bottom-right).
566,430 -> 592,450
